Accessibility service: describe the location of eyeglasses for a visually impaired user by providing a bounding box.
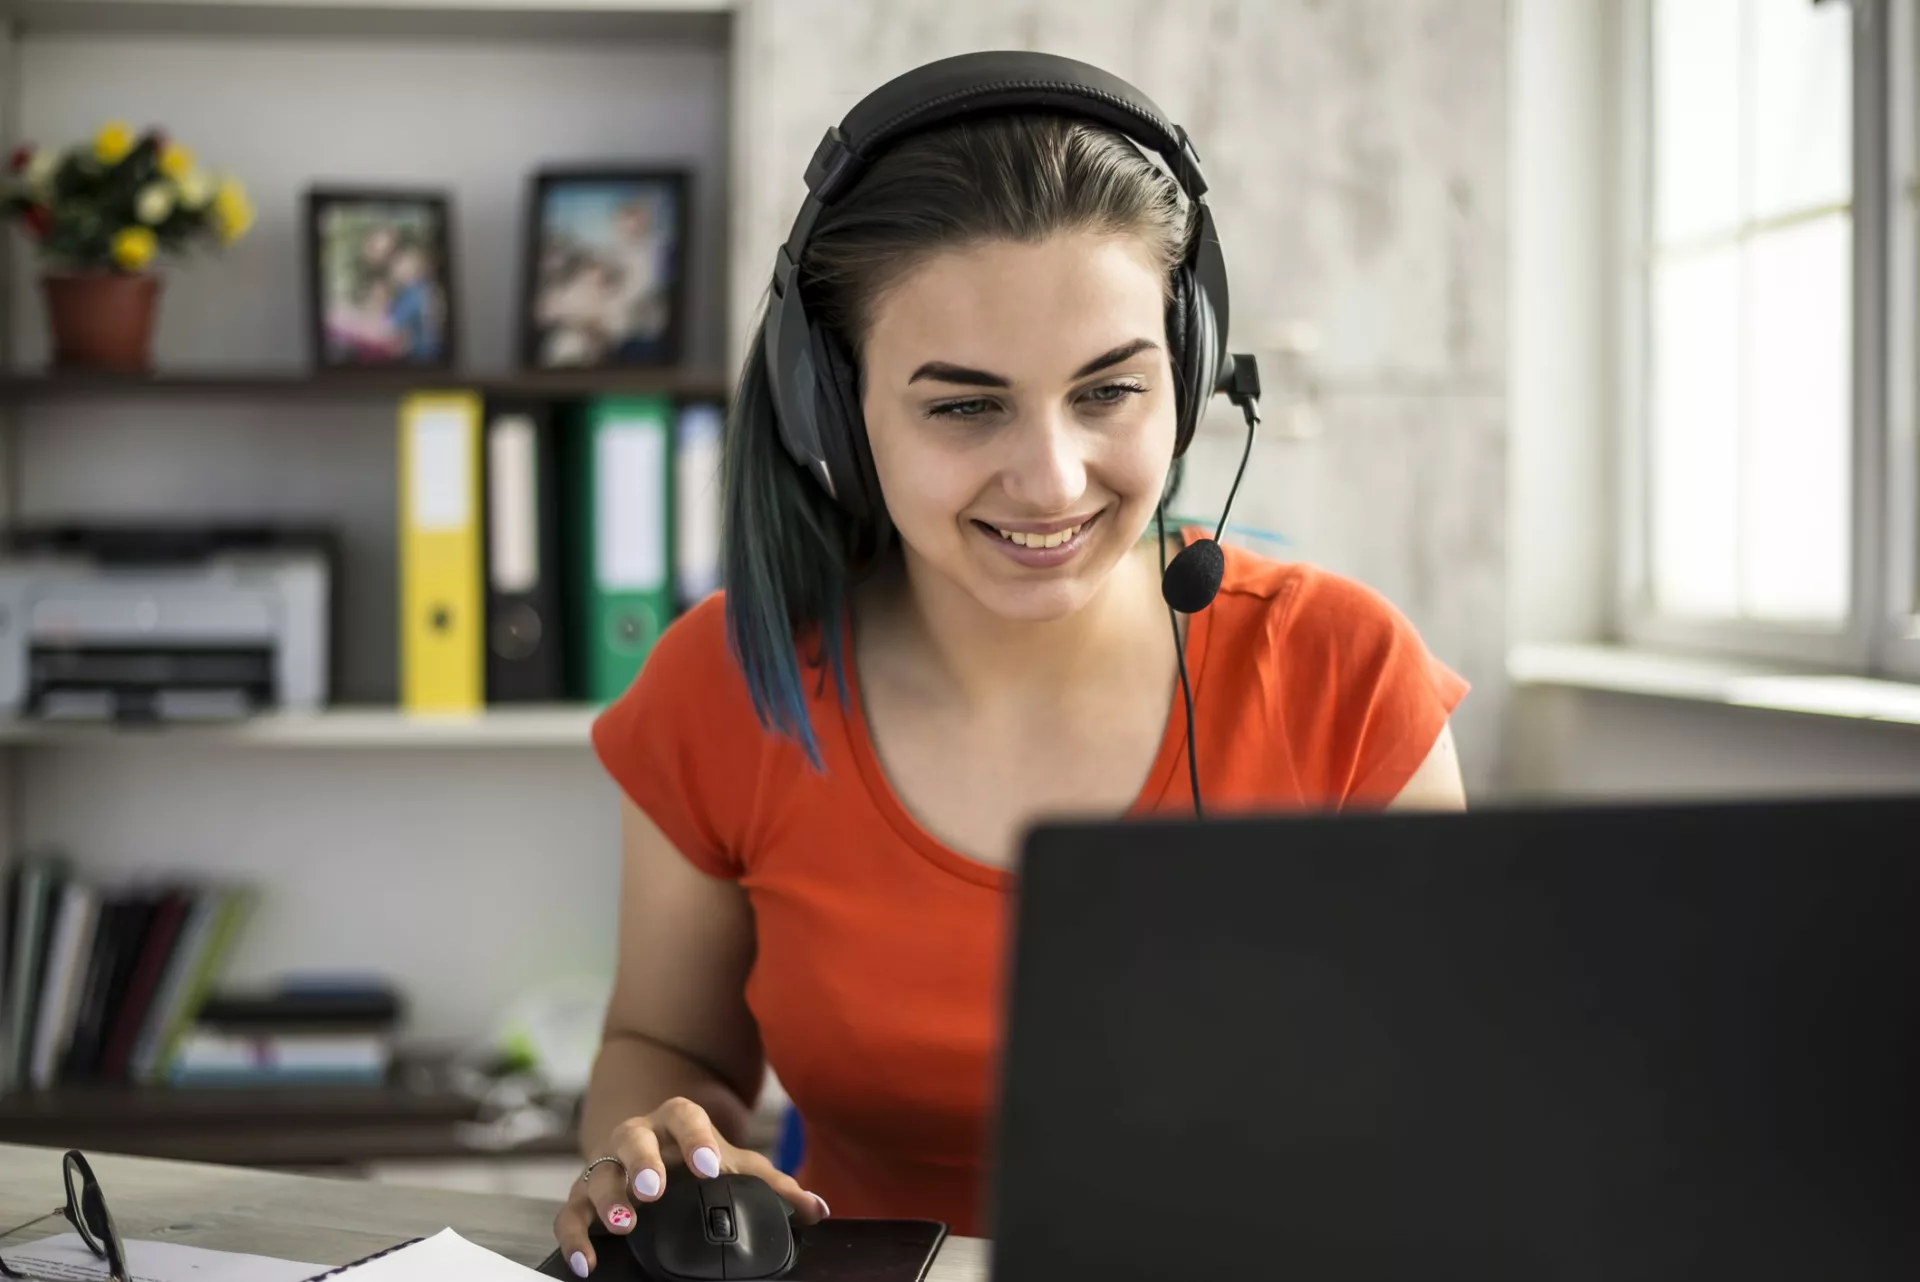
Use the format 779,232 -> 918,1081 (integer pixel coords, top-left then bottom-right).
0,1150 -> 128,1282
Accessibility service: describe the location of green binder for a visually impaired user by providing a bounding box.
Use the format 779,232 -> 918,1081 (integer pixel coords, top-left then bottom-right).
567,395 -> 676,704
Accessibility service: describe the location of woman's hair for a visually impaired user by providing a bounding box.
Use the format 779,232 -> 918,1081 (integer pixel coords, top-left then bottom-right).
723,112 -> 1194,765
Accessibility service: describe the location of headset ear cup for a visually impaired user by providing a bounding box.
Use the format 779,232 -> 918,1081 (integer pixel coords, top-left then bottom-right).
806,325 -> 857,516
1170,265 -> 1217,457
813,326 -> 883,529
1165,269 -> 1189,375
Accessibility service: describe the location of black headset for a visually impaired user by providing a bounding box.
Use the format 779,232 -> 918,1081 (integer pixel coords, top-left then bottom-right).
761,50 -> 1263,817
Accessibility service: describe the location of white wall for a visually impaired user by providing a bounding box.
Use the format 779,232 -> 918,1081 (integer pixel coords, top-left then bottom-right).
7,27 -> 729,1040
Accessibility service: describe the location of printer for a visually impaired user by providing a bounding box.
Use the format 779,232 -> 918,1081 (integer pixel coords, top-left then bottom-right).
0,524 -> 336,722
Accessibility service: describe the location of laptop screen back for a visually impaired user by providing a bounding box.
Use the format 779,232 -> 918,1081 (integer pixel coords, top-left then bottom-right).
988,796 -> 1920,1282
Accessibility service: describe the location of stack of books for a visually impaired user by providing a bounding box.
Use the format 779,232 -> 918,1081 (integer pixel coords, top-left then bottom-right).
170,980 -> 401,1087
2,855 -> 255,1091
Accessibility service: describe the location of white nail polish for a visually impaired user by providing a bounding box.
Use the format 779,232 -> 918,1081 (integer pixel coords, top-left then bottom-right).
813,1194 -> 832,1219
691,1146 -> 721,1178
569,1250 -> 590,1277
633,1168 -> 662,1199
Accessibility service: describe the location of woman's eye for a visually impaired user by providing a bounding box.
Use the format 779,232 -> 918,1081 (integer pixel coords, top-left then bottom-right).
1083,381 -> 1147,408
927,398 -> 998,420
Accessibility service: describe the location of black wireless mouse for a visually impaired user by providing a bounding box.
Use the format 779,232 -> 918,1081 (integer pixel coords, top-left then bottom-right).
627,1171 -> 796,1281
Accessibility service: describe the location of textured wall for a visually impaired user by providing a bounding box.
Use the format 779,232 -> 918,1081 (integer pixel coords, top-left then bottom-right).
730,0 -> 1510,789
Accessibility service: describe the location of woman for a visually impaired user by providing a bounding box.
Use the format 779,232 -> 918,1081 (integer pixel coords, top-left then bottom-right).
553,62 -> 1467,1278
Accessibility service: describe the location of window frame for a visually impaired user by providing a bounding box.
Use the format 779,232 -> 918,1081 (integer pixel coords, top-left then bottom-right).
1614,0 -> 1903,674
1881,0 -> 1920,679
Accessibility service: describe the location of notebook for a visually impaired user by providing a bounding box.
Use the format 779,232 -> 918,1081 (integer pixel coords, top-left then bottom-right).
302,1229 -> 549,1280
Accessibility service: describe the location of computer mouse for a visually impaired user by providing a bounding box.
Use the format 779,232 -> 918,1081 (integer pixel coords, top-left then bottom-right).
627,1170 -> 796,1281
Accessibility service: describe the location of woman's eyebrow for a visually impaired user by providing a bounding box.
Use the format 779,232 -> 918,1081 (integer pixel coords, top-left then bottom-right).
907,361 -> 1009,388
906,337 -> 1161,388
1070,337 -> 1159,378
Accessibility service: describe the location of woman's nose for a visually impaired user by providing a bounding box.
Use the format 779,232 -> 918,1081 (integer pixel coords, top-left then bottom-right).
1000,411 -> 1088,512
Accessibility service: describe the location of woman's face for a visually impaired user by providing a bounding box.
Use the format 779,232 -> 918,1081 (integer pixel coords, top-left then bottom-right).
860,232 -> 1176,622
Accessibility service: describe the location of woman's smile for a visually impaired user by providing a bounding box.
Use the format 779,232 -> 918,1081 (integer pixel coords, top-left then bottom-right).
971,509 -> 1105,568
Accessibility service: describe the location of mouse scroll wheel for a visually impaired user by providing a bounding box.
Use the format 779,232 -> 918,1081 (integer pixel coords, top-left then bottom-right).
707,1206 -> 735,1241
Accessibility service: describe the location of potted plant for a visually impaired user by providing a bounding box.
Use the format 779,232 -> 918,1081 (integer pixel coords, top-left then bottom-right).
1,121 -> 255,370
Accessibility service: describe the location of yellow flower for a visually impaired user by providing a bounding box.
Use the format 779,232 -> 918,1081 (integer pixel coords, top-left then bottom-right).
158,141 -> 194,179
111,226 -> 156,271
211,177 -> 254,243
93,120 -> 135,166
176,168 -> 213,208
136,182 -> 175,225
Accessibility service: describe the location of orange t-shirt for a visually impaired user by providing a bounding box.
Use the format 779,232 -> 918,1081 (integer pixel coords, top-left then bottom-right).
590,541 -> 1468,1237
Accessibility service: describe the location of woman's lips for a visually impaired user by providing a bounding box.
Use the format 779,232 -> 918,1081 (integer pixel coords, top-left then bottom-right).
973,510 -> 1103,568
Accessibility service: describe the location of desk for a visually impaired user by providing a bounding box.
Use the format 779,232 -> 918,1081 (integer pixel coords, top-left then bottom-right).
0,1143 -> 988,1281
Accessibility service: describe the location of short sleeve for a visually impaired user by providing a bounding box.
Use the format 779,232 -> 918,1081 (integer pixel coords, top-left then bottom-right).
1278,569 -> 1470,807
590,594 -> 759,880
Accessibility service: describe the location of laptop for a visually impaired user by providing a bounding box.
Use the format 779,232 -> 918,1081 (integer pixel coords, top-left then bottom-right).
986,795 -> 1920,1281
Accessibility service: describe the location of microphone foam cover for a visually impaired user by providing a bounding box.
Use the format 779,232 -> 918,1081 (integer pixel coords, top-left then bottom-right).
1161,538 -> 1226,614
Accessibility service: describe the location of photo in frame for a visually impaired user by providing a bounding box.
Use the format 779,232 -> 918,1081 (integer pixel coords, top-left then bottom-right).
305,187 -> 457,370
520,167 -> 688,370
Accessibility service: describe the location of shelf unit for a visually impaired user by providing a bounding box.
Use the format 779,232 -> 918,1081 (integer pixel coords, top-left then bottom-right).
0,0 -> 739,1169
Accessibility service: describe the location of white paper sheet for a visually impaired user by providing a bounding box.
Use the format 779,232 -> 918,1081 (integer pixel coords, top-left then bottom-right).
0,1232 -> 322,1282
293,1228 -> 550,1279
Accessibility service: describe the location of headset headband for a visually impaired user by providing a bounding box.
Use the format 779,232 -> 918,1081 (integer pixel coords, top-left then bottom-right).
765,50 -> 1235,502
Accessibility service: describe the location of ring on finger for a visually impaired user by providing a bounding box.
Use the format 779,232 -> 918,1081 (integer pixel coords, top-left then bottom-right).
581,1155 -> 628,1184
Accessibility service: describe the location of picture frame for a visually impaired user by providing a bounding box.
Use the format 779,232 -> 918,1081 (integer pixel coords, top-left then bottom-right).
305,187 -> 458,371
519,167 -> 690,371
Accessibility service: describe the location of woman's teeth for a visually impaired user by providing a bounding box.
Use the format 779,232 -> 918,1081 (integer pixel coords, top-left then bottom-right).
995,523 -> 1083,549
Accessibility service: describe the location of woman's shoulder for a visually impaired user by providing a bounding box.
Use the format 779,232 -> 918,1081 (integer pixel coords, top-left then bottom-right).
1209,540 -> 1469,712
591,592 -> 767,769
589,591 -> 773,878
1209,541 -> 1468,805
641,590 -> 739,681
1212,541 -> 1422,654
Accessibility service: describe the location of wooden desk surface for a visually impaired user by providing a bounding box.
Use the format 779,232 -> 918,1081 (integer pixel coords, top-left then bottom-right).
0,1143 -> 988,1281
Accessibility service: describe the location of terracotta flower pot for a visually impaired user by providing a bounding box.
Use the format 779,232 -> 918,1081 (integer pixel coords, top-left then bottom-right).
41,272 -> 161,371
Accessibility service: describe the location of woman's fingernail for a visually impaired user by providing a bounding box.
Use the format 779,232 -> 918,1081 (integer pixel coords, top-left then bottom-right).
633,1168 -> 662,1199
691,1146 -> 721,1178
569,1250 -> 590,1278
607,1205 -> 634,1231
813,1194 -> 831,1219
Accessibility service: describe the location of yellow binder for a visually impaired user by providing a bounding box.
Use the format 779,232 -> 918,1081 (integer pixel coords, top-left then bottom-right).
398,391 -> 483,713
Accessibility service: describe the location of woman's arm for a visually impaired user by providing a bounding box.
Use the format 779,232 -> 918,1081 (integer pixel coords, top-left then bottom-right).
1386,721 -> 1468,811
559,798 -> 824,1276
578,795 -> 765,1153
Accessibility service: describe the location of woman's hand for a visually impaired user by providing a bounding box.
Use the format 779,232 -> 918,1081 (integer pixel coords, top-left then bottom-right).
553,1096 -> 830,1277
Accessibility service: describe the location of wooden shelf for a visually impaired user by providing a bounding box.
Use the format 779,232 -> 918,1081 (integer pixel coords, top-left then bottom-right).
0,1079 -> 780,1168
0,367 -> 731,403
0,1080 -> 579,1167
0,705 -> 601,748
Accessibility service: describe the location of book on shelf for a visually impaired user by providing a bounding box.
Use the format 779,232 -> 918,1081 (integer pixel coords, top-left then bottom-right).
169,979 -> 402,1087
0,855 -> 256,1093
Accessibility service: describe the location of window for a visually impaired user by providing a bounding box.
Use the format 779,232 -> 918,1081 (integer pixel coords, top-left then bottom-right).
1620,0 -> 1919,677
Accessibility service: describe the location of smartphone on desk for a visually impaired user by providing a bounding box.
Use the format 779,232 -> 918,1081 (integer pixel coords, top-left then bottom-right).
535,1218 -> 948,1281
